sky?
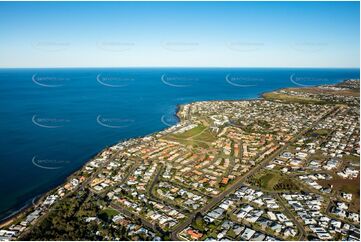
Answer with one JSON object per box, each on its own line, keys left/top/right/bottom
{"left": 0, "top": 1, "right": 359, "bottom": 68}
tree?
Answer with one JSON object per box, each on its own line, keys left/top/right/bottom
{"left": 192, "top": 212, "right": 206, "bottom": 232}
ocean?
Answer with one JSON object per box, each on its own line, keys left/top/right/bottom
{"left": 0, "top": 67, "right": 359, "bottom": 221}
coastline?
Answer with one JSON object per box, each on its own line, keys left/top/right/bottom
{"left": 0, "top": 86, "right": 311, "bottom": 228}
{"left": 0, "top": 144, "right": 113, "bottom": 227}
{"left": 0, "top": 79, "right": 356, "bottom": 230}
{"left": 1, "top": 96, "right": 258, "bottom": 228}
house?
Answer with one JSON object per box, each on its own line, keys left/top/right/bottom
{"left": 251, "top": 232, "right": 266, "bottom": 241}
{"left": 233, "top": 225, "right": 245, "bottom": 236}
{"left": 186, "top": 229, "right": 203, "bottom": 240}
{"left": 241, "top": 228, "right": 256, "bottom": 240}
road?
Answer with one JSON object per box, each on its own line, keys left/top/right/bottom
{"left": 274, "top": 193, "right": 306, "bottom": 240}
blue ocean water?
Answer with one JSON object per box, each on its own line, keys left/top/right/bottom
{"left": 0, "top": 68, "right": 359, "bottom": 220}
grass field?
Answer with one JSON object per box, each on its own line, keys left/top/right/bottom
{"left": 308, "top": 150, "right": 328, "bottom": 161}
{"left": 166, "top": 125, "right": 217, "bottom": 149}
{"left": 295, "top": 87, "right": 360, "bottom": 97}
{"left": 342, "top": 154, "right": 360, "bottom": 164}
{"left": 258, "top": 173, "right": 279, "bottom": 189}
{"left": 313, "top": 129, "right": 331, "bottom": 136}
{"left": 101, "top": 208, "right": 119, "bottom": 218}
{"left": 263, "top": 86, "right": 359, "bottom": 105}
{"left": 172, "top": 125, "right": 206, "bottom": 139}
{"left": 250, "top": 171, "right": 299, "bottom": 191}
{"left": 262, "top": 92, "right": 325, "bottom": 104}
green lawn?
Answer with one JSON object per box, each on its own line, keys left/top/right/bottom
{"left": 194, "top": 129, "right": 217, "bottom": 142}
{"left": 262, "top": 92, "right": 325, "bottom": 104}
{"left": 313, "top": 129, "right": 331, "bottom": 136}
{"left": 172, "top": 125, "right": 205, "bottom": 139}
{"left": 166, "top": 124, "right": 217, "bottom": 149}
{"left": 101, "top": 208, "right": 119, "bottom": 218}
{"left": 342, "top": 154, "right": 360, "bottom": 164}
{"left": 254, "top": 171, "right": 299, "bottom": 191}
{"left": 258, "top": 172, "right": 280, "bottom": 189}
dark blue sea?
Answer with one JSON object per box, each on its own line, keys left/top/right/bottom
{"left": 0, "top": 68, "right": 359, "bottom": 220}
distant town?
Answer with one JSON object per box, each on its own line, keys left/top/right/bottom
{"left": 1, "top": 79, "right": 359, "bottom": 241}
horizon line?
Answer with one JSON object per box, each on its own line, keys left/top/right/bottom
{"left": 0, "top": 66, "right": 360, "bottom": 70}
